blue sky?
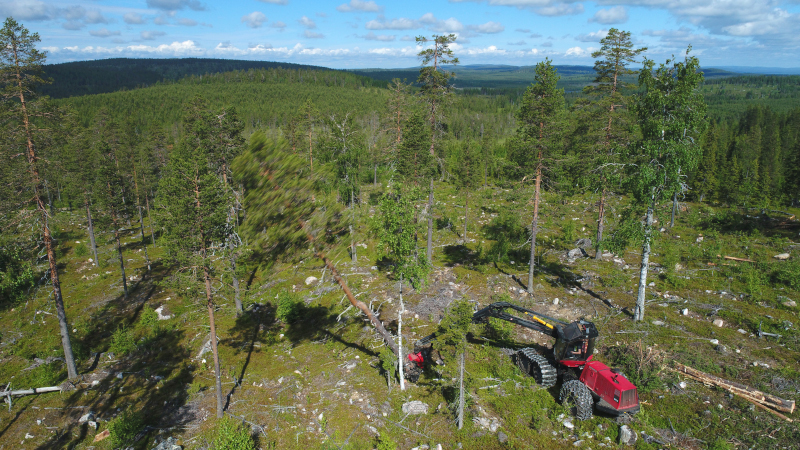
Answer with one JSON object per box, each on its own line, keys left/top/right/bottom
{"left": 3, "top": 0, "right": 800, "bottom": 68}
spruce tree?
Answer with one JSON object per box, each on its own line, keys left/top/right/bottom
{"left": 0, "top": 18, "right": 78, "bottom": 378}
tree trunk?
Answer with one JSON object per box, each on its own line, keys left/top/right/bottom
{"left": 46, "top": 180, "right": 54, "bottom": 216}
{"left": 231, "top": 253, "right": 242, "bottom": 315}
{"left": 111, "top": 209, "right": 128, "bottom": 298}
{"left": 137, "top": 206, "right": 150, "bottom": 271}
{"left": 132, "top": 165, "right": 150, "bottom": 271}
{"left": 374, "top": 164, "right": 377, "bottom": 186}
{"left": 595, "top": 190, "right": 606, "bottom": 260}
{"left": 146, "top": 191, "right": 155, "bottom": 246}
{"left": 204, "top": 263, "right": 224, "bottom": 419}
{"left": 527, "top": 157, "right": 542, "bottom": 294}
{"left": 634, "top": 203, "right": 654, "bottom": 321}
{"left": 14, "top": 42, "right": 77, "bottom": 379}
{"left": 427, "top": 178, "right": 434, "bottom": 263}
{"left": 398, "top": 277, "right": 405, "bottom": 391}
{"left": 316, "top": 249, "right": 399, "bottom": 355}
{"left": 350, "top": 190, "right": 357, "bottom": 263}
{"left": 457, "top": 350, "right": 465, "bottom": 430}
{"left": 670, "top": 191, "right": 677, "bottom": 228}
{"left": 85, "top": 198, "right": 99, "bottom": 266}
{"left": 463, "top": 192, "right": 468, "bottom": 241}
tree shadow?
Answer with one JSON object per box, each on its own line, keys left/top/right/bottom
{"left": 700, "top": 209, "right": 800, "bottom": 239}
{"left": 440, "top": 244, "right": 481, "bottom": 267}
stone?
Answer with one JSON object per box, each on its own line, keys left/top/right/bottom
{"left": 715, "top": 345, "right": 728, "bottom": 354}
{"left": 304, "top": 276, "right": 318, "bottom": 285}
{"left": 737, "top": 328, "right": 747, "bottom": 334}
{"left": 562, "top": 420, "right": 574, "bottom": 429}
{"left": 651, "top": 320, "right": 665, "bottom": 326}
{"left": 575, "top": 238, "right": 592, "bottom": 249}
{"left": 79, "top": 412, "right": 95, "bottom": 423}
{"left": 709, "top": 339, "right": 719, "bottom": 345}
{"left": 553, "top": 298, "right": 559, "bottom": 305}
{"left": 774, "top": 253, "right": 791, "bottom": 260}
{"left": 497, "top": 431, "right": 508, "bottom": 444}
{"left": 25, "top": 433, "right": 34, "bottom": 439}
{"left": 573, "top": 440, "right": 584, "bottom": 447}
{"left": 783, "top": 300, "right": 797, "bottom": 308}
{"left": 94, "top": 429, "right": 111, "bottom": 442}
{"left": 567, "top": 248, "right": 588, "bottom": 259}
{"left": 401, "top": 401, "right": 429, "bottom": 415}
{"left": 151, "top": 437, "right": 183, "bottom": 450}
{"left": 619, "top": 425, "right": 637, "bottom": 446}
{"left": 713, "top": 319, "right": 724, "bottom": 327}
{"left": 696, "top": 236, "right": 704, "bottom": 243}
{"left": 681, "top": 308, "right": 689, "bottom": 316}
{"left": 155, "top": 305, "right": 173, "bottom": 320}
{"left": 675, "top": 263, "right": 684, "bottom": 271}
{"left": 88, "top": 421, "right": 97, "bottom": 429}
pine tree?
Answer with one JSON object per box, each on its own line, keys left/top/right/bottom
{"left": 585, "top": 29, "right": 646, "bottom": 256}
{"left": 396, "top": 112, "right": 433, "bottom": 183}
{"left": 156, "top": 131, "right": 230, "bottom": 419}
{"left": 417, "top": 34, "right": 459, "bottom": 264}
{"left": 631, "top": 49, "right": 707, "bottom": 321}
{"left": 513, "top": 59, "right": 565, "bottom": 294}
{"left": 0, "top": 18, "right": 78, "bottom": 378}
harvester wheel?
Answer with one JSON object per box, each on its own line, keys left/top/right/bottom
{"left": 560, "top": 380, "right": 593, "bottom": 420}
{"left": 516, "top": 348, "right": 557, "bottom": 387}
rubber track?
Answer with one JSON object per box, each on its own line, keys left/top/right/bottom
{"left": 560, "top": 379, "right": 594, "bottom": 420}
{"left": 516, "top": 348, "right": 557, "bottom": 387}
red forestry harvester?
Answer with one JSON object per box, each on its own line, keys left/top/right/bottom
{"left": 407, "top": 302, "right": 640, "bottom": 420}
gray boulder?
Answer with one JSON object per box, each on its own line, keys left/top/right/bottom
{"left": 619, "top": 425, "right": 637, "bottom": 446}
{"left": 567, "top": 248, "right": 589, "bottom": 259}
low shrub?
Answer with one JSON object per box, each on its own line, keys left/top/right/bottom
{"left": 275, "top": 290, "right": 302, "bottom": 323}
{"left": 108, "top": 410, "right": 144, "bottom": 448}
{"left": 212, "top": 417, "right": 256, "bottom": 450}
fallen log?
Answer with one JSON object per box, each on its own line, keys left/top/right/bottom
{"left": 2, "top": 386, "right": 64, "bottom": 397}
{"left": 723, "top": 256, "right": 755, "bottom": 263}
{"left": 674, "top": 363, "right": 795, "bottom": 415}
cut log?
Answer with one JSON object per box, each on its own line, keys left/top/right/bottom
{"left": 674, "top": 363, "right": 795, "bottom": 414}
{"left": 723, "top": 256, "right": 755, "bottom": 263}
{"left": 2, "top": 386, "right": 64, "bottom": 397}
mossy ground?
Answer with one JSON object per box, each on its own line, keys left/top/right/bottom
{"left": 1, "top": 184, "right": 798, "bottom": 449}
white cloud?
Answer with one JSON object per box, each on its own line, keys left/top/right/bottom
{"left": 508, "top": 40, "right": 527, "bottom": 45}
{"left": 337, "top": 0, "right": 383, "bottom": 12}
{"left": 565, "top": 46, "right": 596, "bottom": 57}
{"left": 400, "top": 35, "right": 414, "bottom": 41}
{"left": 298, "top": 16, "right": 317, "bottom": 29}
{"left": 124, "top": 13, "right": 146, "bottom": 25}
{"left": 127, "top": 40, "right": 205, "bottom": 55}
{"left": 272, "top": 21, "right": 287, "bottom": 29}
{"left": 362, "top": 32, "right": 395, "bottom": 41}
{"left": 537, "top": 3, "right": 583, "bottom": 16}
{"left": 178, "top": 18, "right": 197, "bottom": 26}
{"left": 576, "top": 30, "right": 608, "bottom": 42}
{"left": 84, "top": 10, "right": 111, "bottom": 24}
{"left": 468, "top": 21, "right": 504, "bottom": 33}
{"left": 365, "top": 17, "right": 417, "bottom": 30}
{"left": 257, "top": 0, "right": 288, "bottom": 4}
{"left": 0, "top": 0, "right": 55, "bottom": 21}
{"left": 146, "top": 0, "right": 205, "bottom": 12}
{"left": 242, "top": 12, "right": 267, "bottom": 29}
{"left": 89, "top": 28, "right": 120, "bottom": 37}
{"left": 590, "top": 6, "right": 628, "bottom": 24}
{"left": 141, "top": 30, "right": 167, "bottom": 40}
{"left": 304, "top": 30, "right": 324, "bottom": 38}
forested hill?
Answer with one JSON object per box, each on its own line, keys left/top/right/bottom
{"left": 60, "top": 66, "right": 389, "bottom": 131}
{"left": 41, "top": 58, "right": 340, "bottom": 98}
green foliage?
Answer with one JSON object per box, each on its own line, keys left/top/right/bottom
{"left": 275, "top": 290, "right": 302, "bottom": 323}
{"left": 482, "top": 208, "right": 527, "bottom": 262}
{"left": 374, "top": 187, "right": 431, "bottom": 287}
{"left": 375, "top": 434, "right": 398, "bottom": 450}
{"left": 378, "top": 347, "right": 397, "bottom": 380}
{"left": 0, "top": 245, "right": 34, "bottom": 305}
{"left": 605, "top": 342, "right": 664, "bottom": 393}
{"left": 773, "top": 258, "right": 800, "bottom": 290}
{"left": 395, "top": 112, "right": 433, "bottom": 183}
{"left": 137, "top": 307, "right": 160, "bottom": 336}
{"left": 17, "top": 361, "right": 65, "bottom": 388}
{"left": 707, "top": 438, "right": 734, "bottom": 450}
{"left": 74, "top": 243, "right": 88, "bottom": 257}
{"left": 108, "top": 410, "right": 145, "bottom": 448}
{"left": 212, "top": 417, "right": 256, "bottom": 450}
{"left": 437, "top": 299, "right": 473, "bottom": 352}
{"left": 485, "top": 317, "right": 514, "bottom": 343}
{"left": 109, "top": 325, "right": 137, "bottom": 356}
{"left": 558, "top": 219, "right": 577, "bottom": 251}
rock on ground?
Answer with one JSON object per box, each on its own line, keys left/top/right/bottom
{"left": 401, "top": 401, "right": 429, "bottom": 415}
{"left": 774, "top": 253, "right": 791, "bottom": 260}
{"left": 619, "top": 425, "right": 637, "bottom": 446}
{"left": 305, "top": 276, "right": 318, "bottom": 285}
